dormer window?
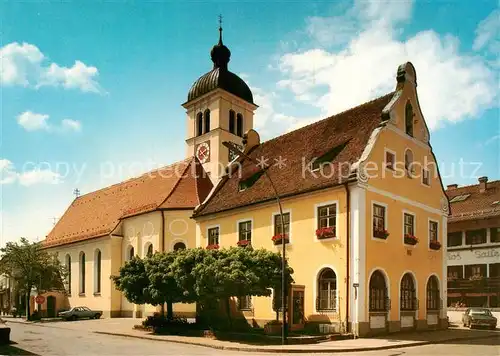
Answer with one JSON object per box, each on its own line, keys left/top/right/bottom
{"left": 204, "top": 109, "right": 211, "bottom": 133}
{"left": 239, "top": 168, "right": 266, "bottom": 191}
{"left": 196, "top": 112, "right": 203, "bottom": 136}
{"left": 405, "top": 102, "right": 414, "bottom": 137}
{"left": 311, "top": 141, "right": 349, "bottom": 171}
{"left": 236, "top": 113, "right": 243, "bottom": 137}
{"left": 229, "top": 110, "right": 236, "bottom": 134}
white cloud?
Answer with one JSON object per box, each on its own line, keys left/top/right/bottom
{"left": 274, "top": 1, "right": 498, "bottom": 132}
{"left": 0, "top": 158, "right": 62, "bottom": 186}
{"left": 16, "top": 111, "right": 49, "bottom": 131}
{"left": 16, "top": 111, "right": 82, "bottom": 133}
{"left": 61, "top": 119, "right": 82, "bottom": 132}
{"left": 0, "top": 42, "right": 103, "bottom": 93}
{"left": 484, "top": 134, "right": 500, "bottom": 146}
{"left": 473, "top": 9, "right": 500, "bottom": 53}
{"left": 0, "top": 159, "right": 17, "bottom": 185}
{"left": 18, "top": 169, "right": 62, "bottom": 186}
{"left": 38, "top": 61, "right": 102, "bottom": 93}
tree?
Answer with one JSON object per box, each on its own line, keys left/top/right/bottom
{"left": 111, "top": 256, "right": 149, "bottom": 305}
{"left": 0, "top": 238, "right": 66, "bottom": 320}
{"left": 177, "top": 247, "right": 293, "bottom": 327}
{"left": 112, "top": 246, "right": 294, "bottom": 327}
{"left": 145, "top": 252, "right": 195, "bottom": 320}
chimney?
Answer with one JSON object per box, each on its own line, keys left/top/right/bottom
{"left": 447, "top": 184, "right": 458, "bottom": 190}
{"left": 478, "top": 176, "right": 488, "bottom": 193}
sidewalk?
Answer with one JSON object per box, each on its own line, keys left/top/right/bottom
{"left": 4, "top": 317, "right": 499, "bottom": 353}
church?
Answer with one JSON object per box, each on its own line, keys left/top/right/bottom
{"left": 41, "top": 25, "right": 449, "bottom": 336}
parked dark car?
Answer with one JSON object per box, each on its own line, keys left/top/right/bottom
{"left": 462, "top": 308, "right": 497, "bottom": 329}
{"left": 58, "top": 307, "right": 102, "bottom": 321}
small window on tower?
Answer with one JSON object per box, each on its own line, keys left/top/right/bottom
{"left": 236, "top": 113, "right": 243, "bottom": 137}
{"left": 204, "top": 109, "right": 211, "bottom": 133}
{"left": 196, "top": 112, "right": 203, "bottom": 136}
{"left": 229, "top": 110, "right": 236, "bottom": 134}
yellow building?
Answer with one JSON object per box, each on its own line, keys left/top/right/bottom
{"left": 193, "top": 62, "right": 449, "bottom": 336}
{"left": 41, "top": 26, "right": 448, "bottom": 336}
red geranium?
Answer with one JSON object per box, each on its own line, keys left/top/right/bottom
{"left": 316, "top": 227, "right": 336, "bottom": 239}
{"left": 206, "top": 244, "right": 220, "bottom": 250}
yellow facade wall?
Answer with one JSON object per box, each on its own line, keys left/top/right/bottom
{"left": 47, "top": 236, "right": 114, "bottom": 317}
{"left": 198, "top": 187, "right": 349, "bottom": 325}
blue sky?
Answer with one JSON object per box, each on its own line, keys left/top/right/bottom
{"left": 1, "top": 0, "right": 499, "bottom": 244}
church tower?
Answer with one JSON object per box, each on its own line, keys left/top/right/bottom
{"left": 184, "top": 21, "right": 258, "bottom": 183}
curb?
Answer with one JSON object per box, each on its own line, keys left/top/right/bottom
{"left": 92, "top": 331, "right": 500, "bottom": 353}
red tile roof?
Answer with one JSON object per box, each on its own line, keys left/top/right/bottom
{"left": 194, "top": 93, "right": 394, "bottom": 217}
{"left": 44, "top": 158, "right": 212, "bottom": 248}
{"left": 446, "top": 179, "right": 500, "bottom": 222}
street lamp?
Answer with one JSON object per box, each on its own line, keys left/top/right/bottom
{"left": 222, "top": 141, "right": 288, "bottom": 345}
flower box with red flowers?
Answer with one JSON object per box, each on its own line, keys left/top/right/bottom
{"left": 206, "top": 244, "right": 220, "bottom": 250}
{"left": 237, "top": 239, "right": 251, "bottom": 247}
{"left": 429, "top": 240, "right": 441, "bottom": 250}
{"left": 316, "top": 227, "right": 336, "bottom": 240}
{"left": 404, "top": 234, "right": 419, "bottom": 245}
{"left": 373, "top": 229, "right": 390, "bottom": 239}
{"left": 272, "top": 234, "right": 289, "bottom": 245}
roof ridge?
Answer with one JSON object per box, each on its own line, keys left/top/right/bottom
{"left": 258, "top": 92, "right": 394, "bottom": 148}
{"left": 447, "top": 179, "right": 500, "bottom": 192}
{"left": 74, "top": 157, "right": 192, "bottom": 200}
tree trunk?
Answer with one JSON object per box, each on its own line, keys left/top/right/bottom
{"left": 225, "top": 297, "right": 232, "bottom": 328}
{"left": 160, "top": 303, "right": 165, "bottom": 317}
{"left": 25, "top": 288, "right": 31, "bottom": 321}
{"left": 166, "top": 301, "right": 173, "bottom": 320}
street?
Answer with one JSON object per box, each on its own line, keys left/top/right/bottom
{"left": 2, "top": 322, "right": 499, "bottom": 356}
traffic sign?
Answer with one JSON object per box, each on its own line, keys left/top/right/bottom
{"left": 35, "top": 295, "right": 45, "bottom": 304}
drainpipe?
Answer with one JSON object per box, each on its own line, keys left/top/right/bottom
{"left": 344, "top": 182, "right": 350, "bottom": 334}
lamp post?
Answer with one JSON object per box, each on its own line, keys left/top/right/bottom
{"left": 222, "top": 141, "right": 288, "bottom": 345}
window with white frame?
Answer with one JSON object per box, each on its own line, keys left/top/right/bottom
{"left": 373, "top": 204, "right": 386, "bottom": 238}
{"left": 274, "top": 213, "right": 290, "bottom": 236}
{"left": 404, "top": 149, "right": 414, "bottom": 177}
{"left": 429, "top": 221, "right": 438, "bottom": 242}
{"left": 317, "top": 204, "right": 336, "bottom": 229}
{"left": 422, "top": 168, "right": 430, "bottom": 186}
{"left": 238, "top": 220, "right": 252, "bottom": 242}
{"left": 385, "top": 150, "right": 395, "bottom": 170}
{"left": 317, "top": 268, "right": 337, "bottom": 311}
{"left": 404, "top": 213, "right": 415, "bottom": 236}
{"left": 208, "top": 227, "right": 220, "bottom": 245}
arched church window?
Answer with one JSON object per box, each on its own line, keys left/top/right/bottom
{"left": 204, "top": 109, "right": 211, "bottom": 133}
{"left": 229, "top": 110, "right": 236, "bottom": 134}
{"left": 196, "top": 112, "right": 203, "bottom": 136}
{"left": 173, "top": 242, "right": 186, "bottom": 251}
{"left": 79, "top": 252, "right": 85, "bottom": 295}
{"left": 236, "top": 113, "right": 243, "bottom": 137}
{"left": 65, "top": 254, "right": 71, "bottom": 294}
{"left": 405, "top": 102, "right": 414, "bottom": 137}
{"left": 94, "top": 249, "right": 101, "bottom": 294}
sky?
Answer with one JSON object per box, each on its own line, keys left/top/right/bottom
{"left": 1, "top": 0, "right": 499, "bottom": 245}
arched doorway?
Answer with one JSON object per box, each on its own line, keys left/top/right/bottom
{"left": 426, "top": 275, "right": 440, "bottom": 326}
{"left": 47, "top": 296, "right": 56, "bottom": 318}
{"left": 369, "top": 270, "right": 389, "bottom": 331}
{"left": 400, "top": 272, "right": 417, "bottom": 329}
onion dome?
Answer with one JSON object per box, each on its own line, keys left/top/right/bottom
{"left": 187, "top": 25, "right": 254, "bottom": 104}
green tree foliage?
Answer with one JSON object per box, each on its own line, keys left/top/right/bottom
{"left": 111, "top": 257, "right": 149, "bottom": 305}
{"left": 112, "top": 246, "right": 293, "bottom": 326}
{"left": 0, "top": 238, "right": 66, "bottom": 320}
